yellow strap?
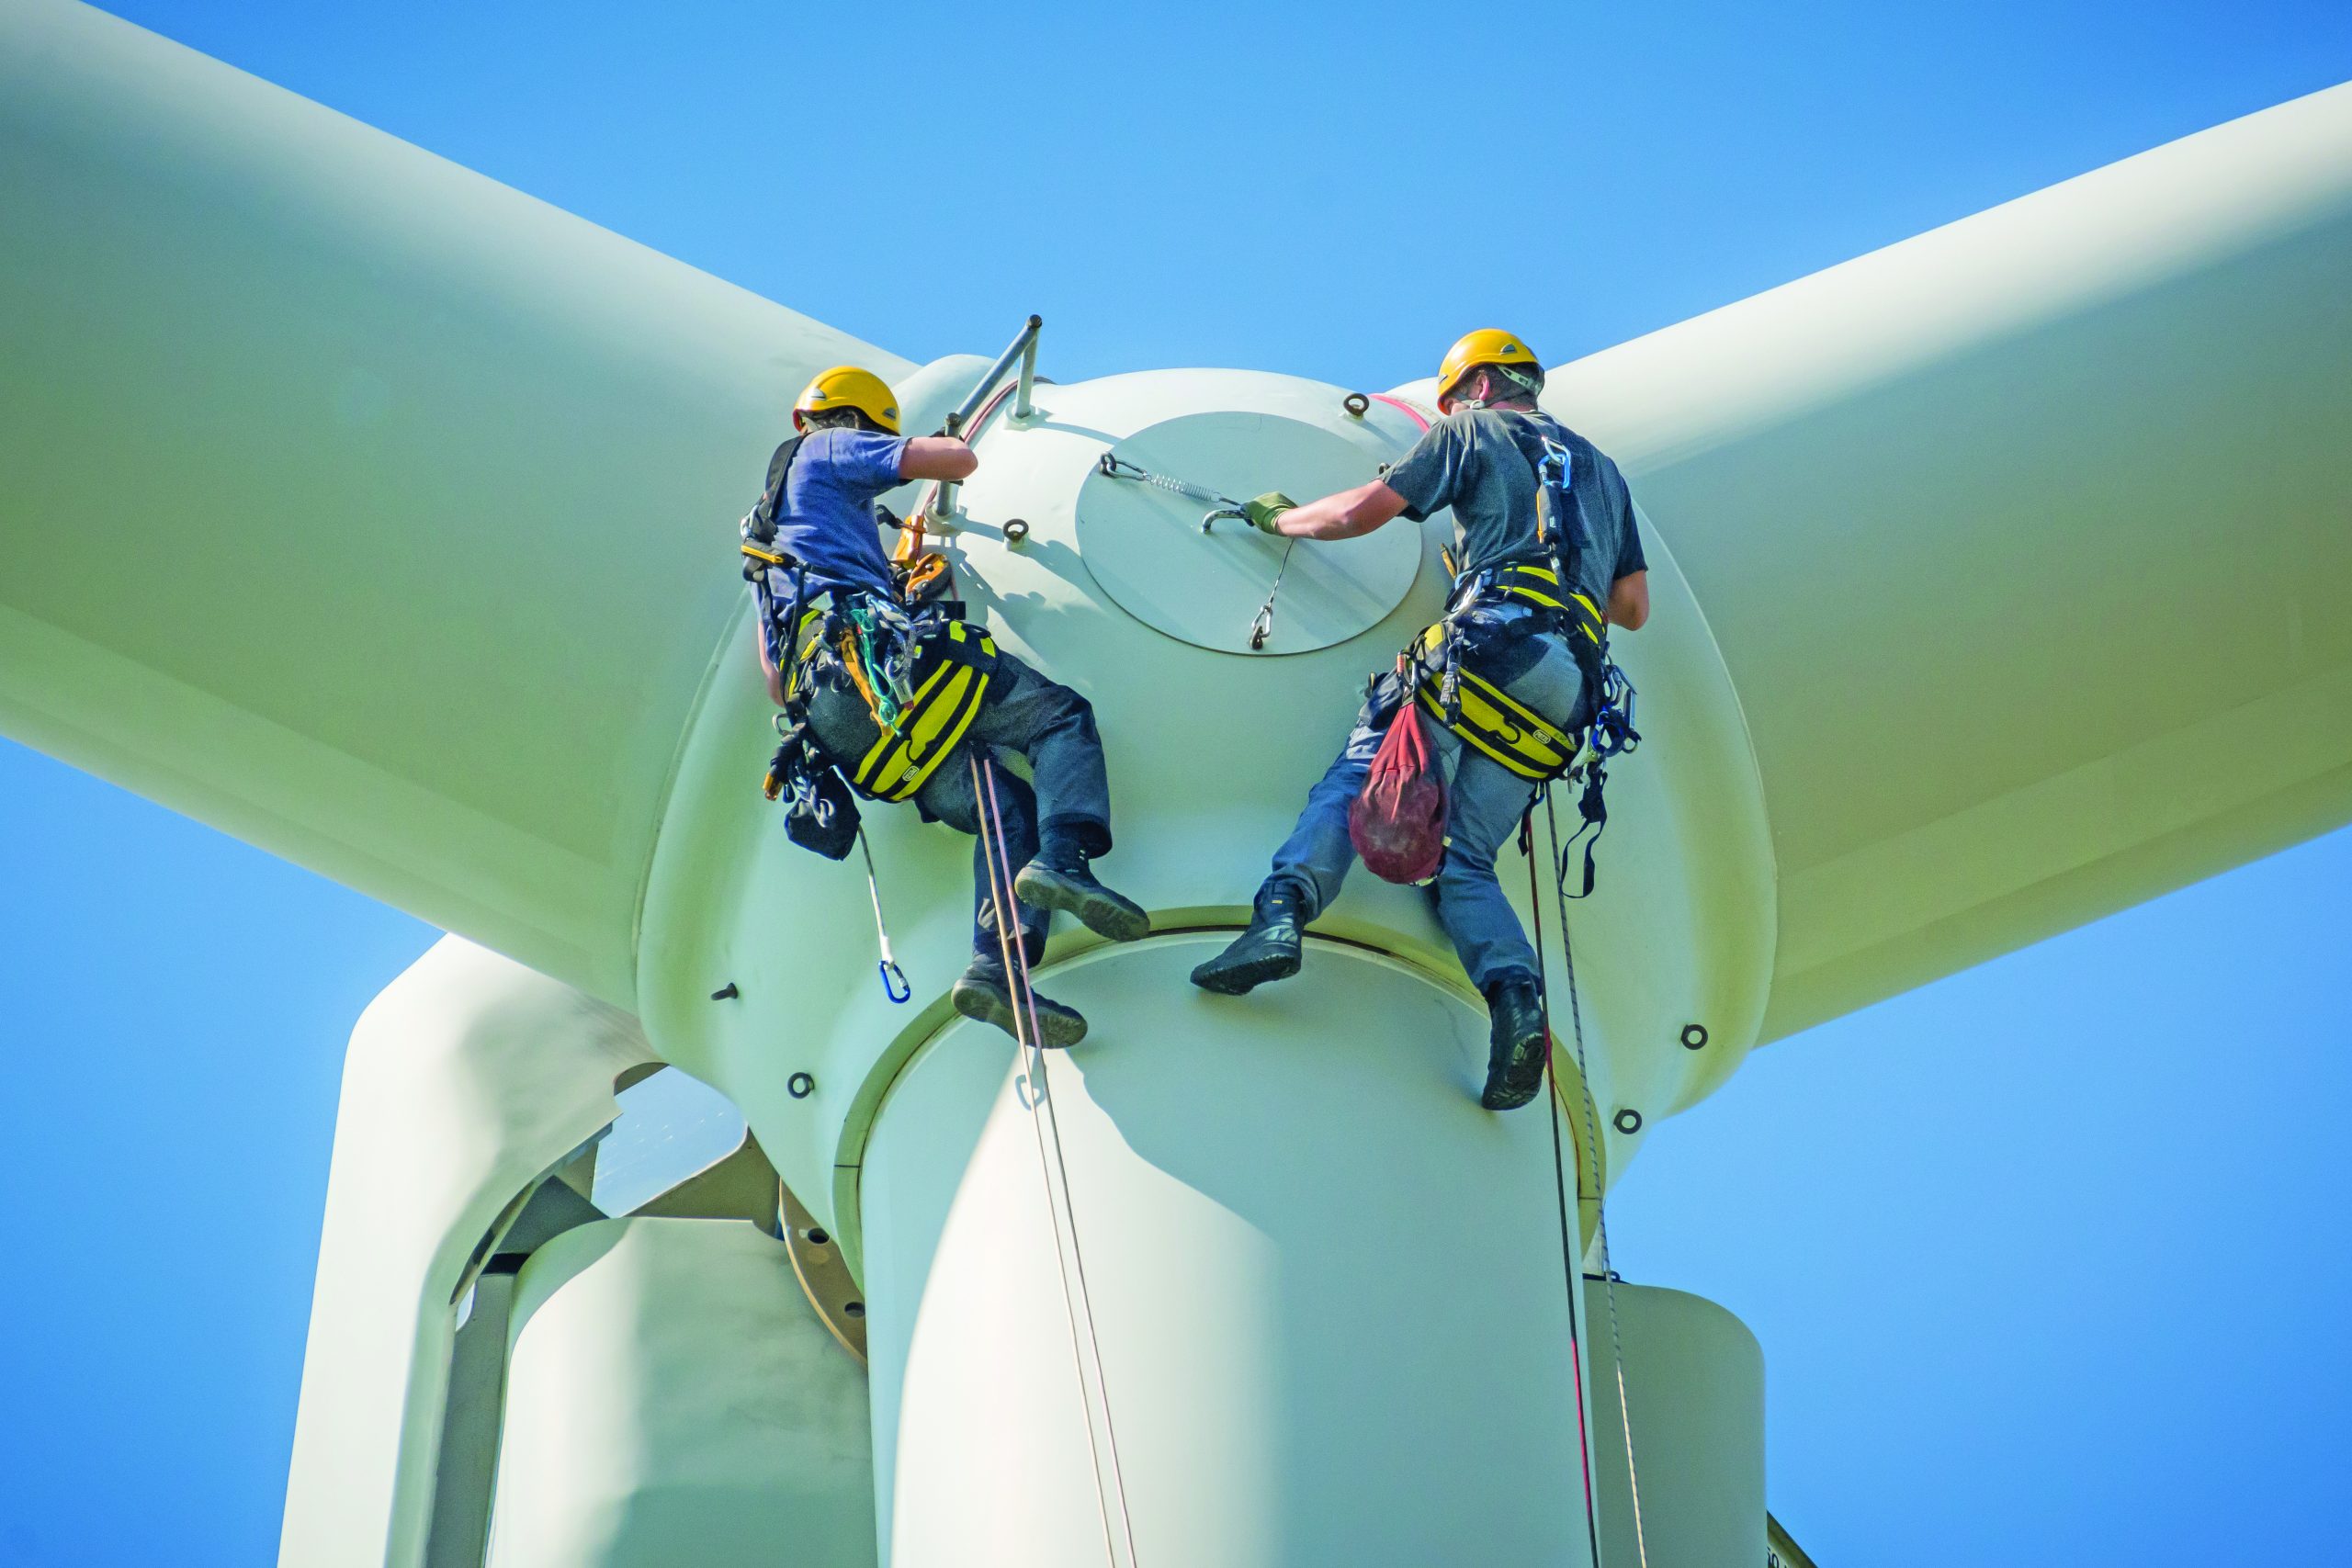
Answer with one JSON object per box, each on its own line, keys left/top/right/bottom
{"left": 1457, "top": 666, "right": 1576, "bottom": 755}
{"left": 1414, "top": 659, "right": 1579, "bottom": 783}
{"left": 894, "top": 668, "right": 990, "bottom": 797}
{"left": 1418, "top": 687, "right": 1577, "bottom": 781}
{"left": 850, "top": 659, "right": 995, "bottom": 802}
{"left": 854, "top": 658, "right": 958, "bottom": 784}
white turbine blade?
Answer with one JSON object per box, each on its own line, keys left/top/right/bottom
{"left": 1545, "top": 82, "right": 2352, "bottom": 1041}
{"left": 0, "top": 0, "right": 910, "bottom": 1003}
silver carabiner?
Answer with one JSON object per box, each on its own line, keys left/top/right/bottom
{"left": 857, "top": 828, "right": 910, "bottom": 1004}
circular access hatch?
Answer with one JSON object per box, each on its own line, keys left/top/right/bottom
{"left": 1074, "top": 411, "right": 1421, "bottom": 655}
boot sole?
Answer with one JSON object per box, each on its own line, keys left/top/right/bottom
{"left": 1187, "top": 946, "right": 1301, "bottom": 996}
{"left": 1014, "top": 864, "right": 1151, "bottom": 944}
{"left": 1480, "top": 1078, "right": 1544, "bottom": 1111}
{"left": 1481, "top": 1052, "right": 1548, "bottom": 1111}
{"left": 952, "top": 977, "right": 1087, "bottom": 1048}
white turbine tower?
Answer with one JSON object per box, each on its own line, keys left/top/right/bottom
{"left": 4, "top": 3, "right": 2348, "bottom": 1564}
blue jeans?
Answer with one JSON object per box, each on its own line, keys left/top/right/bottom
{"left": 806, "top": 641, "right": 1114, "bottom": 960}
{"left": 1268, "top": 627, "right": 1587, "bottom": 990}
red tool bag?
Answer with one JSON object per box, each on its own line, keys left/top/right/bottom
{"left": 1350, "top": 701, "right": 1449, "bottom": 885}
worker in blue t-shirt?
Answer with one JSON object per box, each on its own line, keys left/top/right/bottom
{"left": 748, "top": 366, "right": 1147, "bottom": 1045}
{"left": 1190, "top": 332, "right": 1652, "bottom": 1111}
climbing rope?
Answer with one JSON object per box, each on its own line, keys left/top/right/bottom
{"left": 1521, "top": 811, "right": 1605, "bottom": 1568}
{"left": 1541, "top": 785, "right": 1651, "bottom": 1568}
{"left": 972, "top": 756, "right": 1141, "bottom": 1568}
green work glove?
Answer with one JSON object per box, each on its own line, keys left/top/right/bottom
{"left": 1244, "top": 491, "right": 1296, "bottom": 535}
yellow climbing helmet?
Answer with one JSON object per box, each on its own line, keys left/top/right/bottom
{"left": 794, "top": 365, "right": 902, "bottom": 434}
{"left": 1436, "top": 329, "right": 1541, "bottom": 405}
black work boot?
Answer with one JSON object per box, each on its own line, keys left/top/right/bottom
{"left": 1480, "top": 971, "right": 1549, "bottom": 1111}
{"left": 951, "top": 953, "right": 1088, "bottom": 1048}
{"left": 1014, "top": 831, "right": 1150, "bottom": 944}
{"left": 1189, "top": 878, "right": 1310, "bottom": 995}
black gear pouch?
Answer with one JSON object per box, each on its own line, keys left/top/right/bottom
{"left": 768, "top": 728, "right": 861, "bottom": 861}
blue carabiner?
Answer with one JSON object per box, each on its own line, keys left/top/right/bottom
{"left": 878, "top": 960, "right": 911, "bottom": 1004}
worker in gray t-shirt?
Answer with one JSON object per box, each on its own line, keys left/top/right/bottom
{"left": 1189, "top": 331, "right": 1652, "bottom": 1111}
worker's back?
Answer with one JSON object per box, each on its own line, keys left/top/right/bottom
{"left": 764, "top": 426, "right": 906, "bottom": 600}
{"left": 1387, "top": 407, "right": 1645, "bottom": 613}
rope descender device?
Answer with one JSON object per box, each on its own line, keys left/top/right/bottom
{"left": 1097, "top": 451, "right": 1249, "bottom": 532}
{"left": 856, "top": 827, "right": 911, "bottom": 1004}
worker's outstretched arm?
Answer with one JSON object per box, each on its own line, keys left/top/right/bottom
{"left": 899, "top": 436, "right": 978, "bottom": 481}
{"left": 1608, "top": 570, "right": 1649, "bottom": 631}
{"left": 1266, "top": 479, "right": 1410, "bottom": 541}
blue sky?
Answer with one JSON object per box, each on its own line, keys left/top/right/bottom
{"left": 3, "top": 3, "right": 2347, "bottom": 1563}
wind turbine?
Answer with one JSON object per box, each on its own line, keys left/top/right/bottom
{"left": 4, "top": 3, "right": 2347, "bottom": 1564}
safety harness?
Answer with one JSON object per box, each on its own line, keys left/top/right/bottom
{"left": 1402, "top": 412, "right": 1641, "bottom": 893}
{"left": 1411, "top": 564, "right": 1602, "bottom": 782}
{"left": 739, "top": 434, "right": 1003, "bottom": 1006}
{"left": 741, "top": 436, "right": 1001, "bottom": 813}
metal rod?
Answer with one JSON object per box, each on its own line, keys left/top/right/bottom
{"left": 935, "top": 313, "right": 1042, "bottom": 521}
{"left": 1014, "top": 325, "right": 1040, "bottom": 421}
{"left": 946, "top": 313, "right": 1042, "bottom": 436}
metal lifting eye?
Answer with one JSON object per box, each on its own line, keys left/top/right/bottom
{"left": 787, "top": 1071, "right": 816, "bottom": 1100}
{"left": 1343, "top": 391, "right": 1370, "bottom": 418}
{"left": 1002, "top": 517, "right": 1030, "bottom": 546}
{"left": 1611, "top": 1108, "right": 1644, "bottom": 1134}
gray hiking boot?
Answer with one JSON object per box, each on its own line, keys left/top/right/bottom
{"left": 1014, "top": 854, "right": 1150, "bottom": 943}
{"left": 952, "top": 955, "right": 1088, "bottom": 1048}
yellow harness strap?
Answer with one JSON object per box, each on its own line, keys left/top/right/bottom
{"left": 847, "top": 620, "right": 997, "bottom": 803}
{"left": 1487, "top": 564, "right": 1604, "bottom": 645}
{"left": 1410, "top": 566, "right": 1603, "bottom": 783}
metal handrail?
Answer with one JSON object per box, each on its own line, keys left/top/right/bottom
{"left": 936, "top": 313, "right": 1041, "bottom": 519}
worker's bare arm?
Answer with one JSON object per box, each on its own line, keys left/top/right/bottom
{"left": 756, "top": 622, "right": 786, "bottom": 705}
{"left": 899, "top": 436, "right": 978, "bottom": 481}
{"left": 1608, "top": 570, "right": 1649, "bottom": 631}
{"left": 1277, "top": 479, "right": 1410, "bottom": 541}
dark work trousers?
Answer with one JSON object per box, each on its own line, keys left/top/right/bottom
{"left": 802, "top": 644, "right": 1114, "bottom": 962}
